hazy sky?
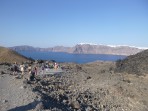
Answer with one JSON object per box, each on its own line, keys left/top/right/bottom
{"left": 0, "top": 0, "right": 148, "bottom": 48}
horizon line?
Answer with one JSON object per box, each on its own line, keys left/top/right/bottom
{"left": 6, "top": 43, "right": 148, "bottom": 49}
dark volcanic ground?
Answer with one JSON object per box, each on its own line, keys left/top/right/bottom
{"left": 0, "top": 62, "right": 148, "bottom": 111}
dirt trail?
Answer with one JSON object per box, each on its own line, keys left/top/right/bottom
{"left": 0, "top": 72, "right": 40, "bottom": 111}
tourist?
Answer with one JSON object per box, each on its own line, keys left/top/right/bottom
{"left": 54, "top": 62, "right": 58, "bottom": 69}
{"left": 12, "top": 62, "right": 18, "bottom": 75}
{"left": 34, "top": 66, "right": 38, "bottom": 75}
{"left": 41, "top": 64, "right": 44, "bottom": 74}
{"left": 29, "top": 67, "right": 36, "bottom": 81}
{"left": 28, "top": 64, "right": 32, "bottom": 73}
{"left": 20, "top": 63, "right": 25, "bottom": 78}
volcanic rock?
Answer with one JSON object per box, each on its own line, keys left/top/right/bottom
{"left": 115, "top": 49, "right": 148, "bottom": 75}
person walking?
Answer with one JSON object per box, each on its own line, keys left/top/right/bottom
{"left": 34, "top": 66, "right": 38, "bottom": 75}
{"left": 28, "top": 64, "right": 32, "bottom": 73}
{"left": 29, "top": 67, "right": 36, "bottom": 81}
{"left": 54, "top": 62, "right": 58, "bottom": 70}
{"left": 12, "top": 62, "right": 18, "bottom": 76}
{"left": 41, "top": 64, "right": 44, "bottom": 74}
{"left": 20, "top": 63, "right": 25, "bottom": 78}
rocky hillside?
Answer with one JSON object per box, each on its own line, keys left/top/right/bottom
{"left": 0, "top": 60, "right": 148, "bottom": 110}
{"left": 73, "top": 44, "right": 143, "bottom": 55}
{"left": 0, "top": 46, "right": 31, "bottom": 63}
{"left": 10, "top": 44, "right": 145, "bottom": 55}
{"left": 10, "top": 45, "right": 74, "bottom": 53}
{"left": 115, "top": 49, "right": 148, "bottom": 75}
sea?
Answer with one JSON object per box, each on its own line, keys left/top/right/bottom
{"left": 18, "top": 51, "right": 126, "bottom": 64}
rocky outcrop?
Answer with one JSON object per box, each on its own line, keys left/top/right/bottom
{"left": 27, "top": 62, "right": 148, "bottom": 111}
{"left": 115, "top": 49, "right": 148, "bottom": 75}
{"left": 1, "top": 61, "right": 148, "bottom": 110}
{"left": 73, "top": 44, "right": 143, "bottom": 55}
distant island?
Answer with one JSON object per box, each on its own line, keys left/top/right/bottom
{"left": 10, "top": 43, "right": 146, "bottom": 56}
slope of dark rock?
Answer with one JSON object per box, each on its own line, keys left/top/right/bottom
{"left": 29, "top": 62, "right": 148, "bottom": 111}
{"left": 115, "top": 49, "right": 148, "bottom": 75}
{"left": 1, "top": 61, "right": 148, "bottom": 111}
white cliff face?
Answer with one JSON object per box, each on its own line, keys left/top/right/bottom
{"left": 78, "top": 43, "right": 148, "bottom": 49}
{"left": 107, "top": 45, "right": 148, "bottom": 49}
{"left": 74, "top": 44, "right": 145, "bottom": 55}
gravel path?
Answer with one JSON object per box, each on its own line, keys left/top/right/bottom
{"left": 0, "top": 73, "right": 40, "bottom": 111}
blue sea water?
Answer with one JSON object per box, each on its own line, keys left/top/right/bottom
{"left": 18, "top": 51, "right": 126, "bottom": 64}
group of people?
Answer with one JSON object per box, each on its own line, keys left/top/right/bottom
{"left": 41, "top": 62, "right": 59, "bottom": 74}
{"left": 12, "top": 62, "right": 59, "bottom": 81}
{"left": 12, "top": 62, "right": 37, "bottom": 81}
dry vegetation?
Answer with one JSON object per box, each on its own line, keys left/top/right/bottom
{"left": 0, "top": 46, "right": 30, "bottom": 63}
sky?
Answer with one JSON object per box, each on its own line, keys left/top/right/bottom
{"left": 0, "top": 0, "right": 148, "bottom": 48}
